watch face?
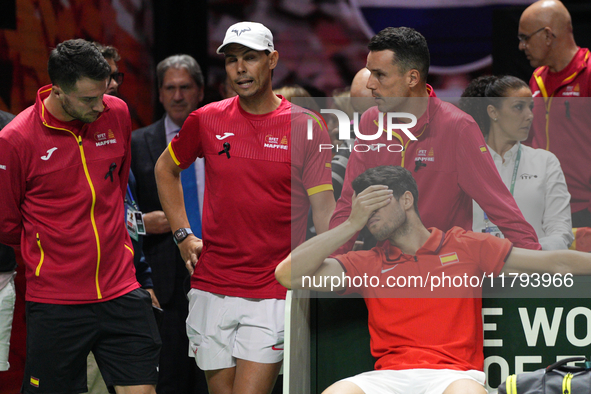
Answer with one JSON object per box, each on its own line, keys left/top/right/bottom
{"left": 175, "top": 228, "right": 187, "bottom": 241}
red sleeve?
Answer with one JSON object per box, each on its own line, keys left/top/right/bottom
{"left": 169, "top": 110, "right": 203, "bottom": 169}
{"left": 0, "top": 137, "right": 25, "bottom": 248}
{"left": 333, "top": 249, "right": 380, "bottom": 296}
{"left": 480, "top": 236, "right": 513, "bottom": 276}
{"left": 462, "top": 230, "right": 513, "bottom": 276}
{"left": 302, "top": 114, "right": 333, "bottom": 194}
{"left": 456, "top": 122, "right": 541, "bottom": 250}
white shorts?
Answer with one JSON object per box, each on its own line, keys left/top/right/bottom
{"left": 341, "top": 369, "right": 485, "bottom": 394}
{"left": 186, "top": 288, "right": 285, "bottom": 370}
{"left": 0, "top": 272, "right": 16, "bottom": 371}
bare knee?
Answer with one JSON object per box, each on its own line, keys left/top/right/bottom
{"left": 442, "top": 379, "right": 487, "bottom": 394}
{"left": 114, "top": 384, "right": 156, "bottom": 394}
{"left": 205, "top": 367, "right": 235, "bottom": 394}
{"left": 233, "top": 360, "right": 282, "bottom": 394}
{"left": 323, "top": 380, "right": 366, "bottom": 394}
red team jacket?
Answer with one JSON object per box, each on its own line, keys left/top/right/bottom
{"left": 0, "top": 86, "right": 139, "bottom": 304}
{"left": 528, "top": 47, "right": 591, "bottom": 214}
{"left": 330, "top": 87, "right": 541, "bottom": 253}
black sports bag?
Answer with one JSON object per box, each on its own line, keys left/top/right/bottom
{"left": 498, "top": 357, "right": 591, "bottom": 394}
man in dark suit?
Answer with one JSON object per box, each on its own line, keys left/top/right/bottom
{"left": 0, "top": 110, "right": 14, "bottom": 129}
{"left": 131, "top": 54, "right": 206, "bottom": 394}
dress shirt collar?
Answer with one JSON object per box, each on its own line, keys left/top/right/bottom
{"left": 164, "top": 114, "right": 183, "bottom": 144}
{"left": 487, "top": 142, "right": 520, "bottom": 165}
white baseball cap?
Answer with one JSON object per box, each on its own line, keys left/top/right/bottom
{"left": 216, "top": 22, "right": 275, "bottom": 54}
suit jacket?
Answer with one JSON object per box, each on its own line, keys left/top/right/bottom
{"left": 0, "top": 110, "right": 15, "bottom": 129}
{"left": 131, "top": 117, "right": 185, "bottom": 305}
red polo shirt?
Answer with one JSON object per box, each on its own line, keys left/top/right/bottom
{"left": 335, "top": 227, "right": 512, "bottom": 372}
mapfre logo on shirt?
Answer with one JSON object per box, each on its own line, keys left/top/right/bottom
{"left": 562, "top": 84, "right": 580, "bottom": 97}
{"left": 95, "top": 130, "right": 117, "bottom": 146}
{"left": 415, "top": 147, "right": 434, "bottom": 162}
{"left": 264, "top": 134, "right": 288, "bottom": 150}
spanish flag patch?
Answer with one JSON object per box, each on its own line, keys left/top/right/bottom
{"left": 30, "top": 376, "right": 40, "bottom": 387}
{"left": 479, "top": 146, "right": 487, "bottom": 153}
{"left": 439, "top": 252, "right": 459, "bottom": 266}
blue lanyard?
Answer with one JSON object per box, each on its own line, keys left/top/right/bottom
{"left": 125, "top": 184, "right": 138, "bottom": 210}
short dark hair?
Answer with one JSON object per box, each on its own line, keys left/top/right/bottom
{"left": 92, "top": 42, "right": 121, "bottom": 62}
{"left": 156, "top": 54, "right": 204, "bottom": 89}
{"left": 47, "top": 39, "right": 111, "bottom": 92}
{"left": 368, "top": 27, "right": 430, "bottom": 81}
{"left": 352, "top": 165, "right": 419, "bottom": 214}
{"left": 459, "top": 75, "right": 529, "bottom": 137}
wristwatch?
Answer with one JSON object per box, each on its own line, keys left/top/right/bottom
{"left": 173, "top": 228, "right": 193, "bottom": 245}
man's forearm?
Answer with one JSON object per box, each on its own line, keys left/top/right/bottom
{"left": 311, "top": 191, "right": 336, "bottom": 234}
{"left": 143, "top": 210, "right": 171, "bottom": 234}
{"left": 291, "top": 219, "right": 358, "bottom": 281}
{"left": 504, "top": 247, "right": 591, "bottom": 275}
{"left": 154, "top": 152, "right": 189, "bottom": 234}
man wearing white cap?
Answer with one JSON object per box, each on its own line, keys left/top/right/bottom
{"left": 155, "top": 21, "right": 335, "bottom": 394}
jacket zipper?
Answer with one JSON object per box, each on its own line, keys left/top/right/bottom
{"left": 69, "top": 131, "right": 103, "bottom": 299}
{"left": 41, "top": 108, "right": 103, "bottom": 299}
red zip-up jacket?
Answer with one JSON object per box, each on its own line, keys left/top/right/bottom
{"left": 0, "top": 85, "right": 139, "bottom": 304}
{"left": 527, "top": 47, "right": 591, "bottom": 214}
{"left": 330, "top": 86, "right": 541, "bottom": 254}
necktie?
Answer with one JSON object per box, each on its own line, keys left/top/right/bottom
{"left": 180, "top": 162, "right": 202, "bottom": 238}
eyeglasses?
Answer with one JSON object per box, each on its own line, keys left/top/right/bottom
{"left": 110, "top": 72, "right": 124, "bottom": 85}
{"left": 517, "top": 27, "right": 550, "bottom": 44}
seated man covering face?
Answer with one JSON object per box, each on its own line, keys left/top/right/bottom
{"left": 276, "top": 165, "right": 591, "bottom": 394}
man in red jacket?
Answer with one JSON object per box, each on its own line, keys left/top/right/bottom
{"left": 0, "top": 39, "right": 160, "bottom": 394}
{"left": 330, "top": 27, "right": 541, "bottom": 254}
{"left": 519, "top": 0, "right": 591, "bottom": 227}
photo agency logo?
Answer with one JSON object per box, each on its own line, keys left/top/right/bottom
{"left": 306, "top": 109, "right": 417, "bottom": 152}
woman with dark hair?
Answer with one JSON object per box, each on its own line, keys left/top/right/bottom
{"left": 459, "top": 75, "right": 573, "bottom": 250}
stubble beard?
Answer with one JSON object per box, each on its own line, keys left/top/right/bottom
{"left": 373, "top": 214, "right": 408, "bottom": 242}
{"left": 62, "top": 97, "right": 96, "bottom": 123}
